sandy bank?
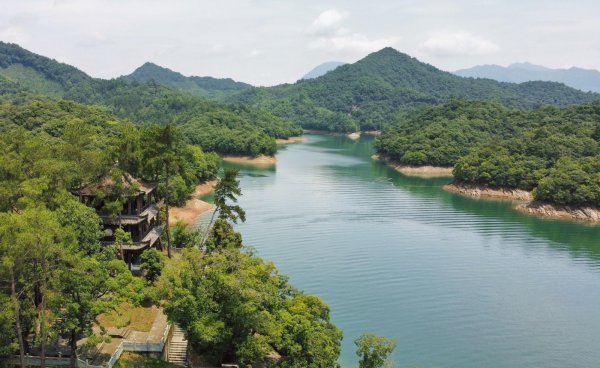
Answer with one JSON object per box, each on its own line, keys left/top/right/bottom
{"left": 372, "top": 154, "right": 454, "bottom": 177}
{"left": 515, "top": 202, "right": 600, "bottom": 223}
{"left": 276, "top": 136, "right": 305, "bottom": 144}
{"left": 302, "top": 129, "right": 368, "bottom": 140}
{"left": 362, "top": 130, "right": 382, "bottom": 136}
{"left": 443, "top": 182, "right": 533, "bottom": 201}
{"left": 169, "top": 179, "right": 217, "bottom": 225}
{"left": 222, "top": 155, "right": 277, "bottom": 166}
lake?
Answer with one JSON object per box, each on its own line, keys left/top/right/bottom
{"left": 202, "top": 134, "right": 600, "bottom": 368}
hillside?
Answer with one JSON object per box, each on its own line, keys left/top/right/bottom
{"left": 228, "top": 47, "right": 600, "bottom": 132}
{"left": 455, "top": 63, "right": 600, "bottom": 93}
{"left": 123, "top": 62, "right": 252, "bottom": 98}
{"left": 0, "top": 42, "right": 301, "bottom": 156}
{"left": 375, "top": 99, "right": 600, "bottom": 206}
{"left": 301, "top": 61, "right": 346, "bottom": 80}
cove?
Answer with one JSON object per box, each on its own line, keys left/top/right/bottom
{"left": 200, "top": 134, "right": 600, "bottom": 368}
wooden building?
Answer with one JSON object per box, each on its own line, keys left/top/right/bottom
{"left": 73, "top": 173, "right": 163, "bottom": 269}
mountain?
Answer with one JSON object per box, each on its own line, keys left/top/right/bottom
{"left": 454, "top": 63, "right": 600, "bottom": 93}
{"left": 301, "top": 61, "right": 346, "bottom": 80}
{"left": 0, "top": 41, "right": 97, "bottom": 98}
{"left": 0, "top": 41, "right": 302, "bottom": 156}
{"left": 228, "top": 47, "right": 600, "bottom": 132}
{"left": 123, "top": 62, "right": 252, "bottom": 98}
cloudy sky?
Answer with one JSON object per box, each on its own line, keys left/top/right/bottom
{"left": 2, "top": 0, "right": 600, "bottom": 86}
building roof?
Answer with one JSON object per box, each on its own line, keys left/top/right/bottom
{"left": 75, "top": 173, "right": 157, "bottom": 196}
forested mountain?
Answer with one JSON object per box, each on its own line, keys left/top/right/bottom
{"left": 375, "top": 99, "right": 600, "bottom": 206}
{"left": 228, "top": 47, "right": 599, "bottom": 132}
{"left": 0, "top": 42, "right": 301, "bottom": 156}
{"left": 123, "top": 62, "right": 252, "bottom": 98}
{"left": 301, "top": 61, "right": 346, "bottom": 80}
{"left": 455, "top": 63, "right": 600, "bottom": 93}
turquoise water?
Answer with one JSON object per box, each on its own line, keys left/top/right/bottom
{"left": 203, "top": 134, "right": 600, "bottom": 368}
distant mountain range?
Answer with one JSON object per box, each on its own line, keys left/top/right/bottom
{"left": 228, "top": 47, "right": 600, "bottom": 131}
{"left": 1, "top": 41, "right": 599, "bottom": 134}
{"left": 301, "top": 61, "right": 346, "bottom": 80}
{"left": 123, "top": 62, "right": 252, "bottom": 98}
{"left": 454, "top": 63, "right": 600, "bottom": 93}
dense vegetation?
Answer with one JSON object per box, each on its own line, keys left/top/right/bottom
{"left": 228, "top": 48, "right": 599, "bottom": 132}
{"left": 376, "top": 99, "right": 600, "bottom": 206}
{"left": 124, "top": 62, "right": 252, "bottom": 99}
{"left": 0, "top": 99, "right": 343, "bottom": 367}
{"left": 0, "top": 42, "right": 302, "bottom": 156}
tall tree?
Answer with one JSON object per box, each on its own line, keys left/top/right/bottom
{"left": 201, "top": 168, "right": 245, "bottom": 250}
{"left": 355, "top": 333, "right": 397, "bottom": 368}
{"left": 144, "top": 124, "right": 186, "bottom": 258}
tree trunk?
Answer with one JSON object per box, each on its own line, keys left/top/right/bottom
{"left": 70, "top": 328, "right": 77, "bottom": 368}
{"left": 40, "top": 256, "right": 48, "bottom": 368}
{"left": 11, "top": 271, "right": 25, "bottom": 368}
{"left": 165, "top": 166, "right": 172, "bottom": 258}
{"left": 40, "top": 288, "right": 46, "bottom": 368}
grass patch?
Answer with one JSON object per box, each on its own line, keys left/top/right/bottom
{"left": 97, "top": 302, "right": 159, "bottom": 332}
{"left": 115, "top": 352, "right": 181, "bottom": 368}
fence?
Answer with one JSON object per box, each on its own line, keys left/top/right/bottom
{"left": 9, "top": 356, "right": 104, "bottom": 368}
{"left": 12, "top": 323, "right": 171, "bottom": 368}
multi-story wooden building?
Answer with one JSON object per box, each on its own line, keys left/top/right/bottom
{"left": 74, "top": 173, "right": 163, "bottom": 269}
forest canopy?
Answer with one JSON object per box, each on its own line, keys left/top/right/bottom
{"left": 375, "top": 99, "right": 600, "bottom": 206}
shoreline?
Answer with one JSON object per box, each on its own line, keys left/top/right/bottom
{"left": 303, "top": 129, "right": 373, "bottom": 140}
{"left": 222, "top": 155, "right": 277, "bottom": 166}
{"left": 372, "top": 154, "right": 454, "bottom": 177}
{"left": 169, "top": 179, "right": 217, "bottom": 225}
{"left": 515, "top": 202, "right": 600, "bottom": 223}
{"left": 442, "top": 182, "right": 533, "bottom": 201}
{"left": 443, "top": 182, "right": 600, "bottom": 223}
{"left": 276, "top": 136, "right": 305, "bottom": 144}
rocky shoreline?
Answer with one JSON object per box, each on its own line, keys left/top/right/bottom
{"left": 515, "top": 202, "right": 600, "bottom": 223}
{"left": 442, "top": 182, "right": 532, "bottom": 201}
{"left": 443, "top": 182, "right": 600, "bottom": 223}
{"left": 372, "top": 154, "right": 454, "bottom": 177}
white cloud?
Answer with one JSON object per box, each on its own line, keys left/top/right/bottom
{"left": 309, "top": 9, "right": 348, "bottom": 36}
{"left": 418, "top": 31, "right": 500, "bottom": 56}
{"left": 308, "top": 9, "right": 396, "bottom": 53}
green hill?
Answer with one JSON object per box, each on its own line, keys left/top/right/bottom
{"left": 228, "top": 47, "right": 599, "bottom": 132}
{"left": 375, "top": 99, "right": 600, "bottom": 206}
{"left": 0, "top": 42, "right": 301, "bottom": 156}
{"left": 123, "top": 62, "right": 252, "bottom": 99}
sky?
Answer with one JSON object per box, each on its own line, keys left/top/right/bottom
{"left": 1, "top": 0, "right": 600, "bottom": 86}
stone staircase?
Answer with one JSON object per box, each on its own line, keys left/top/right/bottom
{"left": 167, "top": 324, "right": 188, "bottom": 367}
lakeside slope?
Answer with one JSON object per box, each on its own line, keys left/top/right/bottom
{"left": 169, "top": 179, "right": 217, "bottom": 225}
{"left": 444, "top": 182, "right": 600, "bottom": 223}
{"left": 372, "top": 154, "right": 454, "bottom": 178}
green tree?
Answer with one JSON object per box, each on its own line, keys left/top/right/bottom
{"left": 114, "top": 228, "right": 133, "bottom": 262}
{"left": 162, "top": 248, "right": 342, "bottom": 367}
{"left": 202, "top": 168, "right": 246, "bottom": 250}
{"left": 171, "top": 221, "right": 201, "bottom": 249}
{"left": 144, "top": 124, "right": 186, "bottom": 258}
{"left": 140, "top": 248, "right": 165, "bottom": 284}
{"left": 53, "top": 255, "right": 136, "bottom": 368}
{"left": 355, "top": 333, "right": 397, "bottom": 368}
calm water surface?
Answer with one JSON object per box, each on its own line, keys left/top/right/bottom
{"left": 201, "top": 134, "right": 600, "bottom": 368}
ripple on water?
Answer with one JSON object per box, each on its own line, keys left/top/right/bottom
{"left": 211, "top": 135, "right": 600, "bottom": 368}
